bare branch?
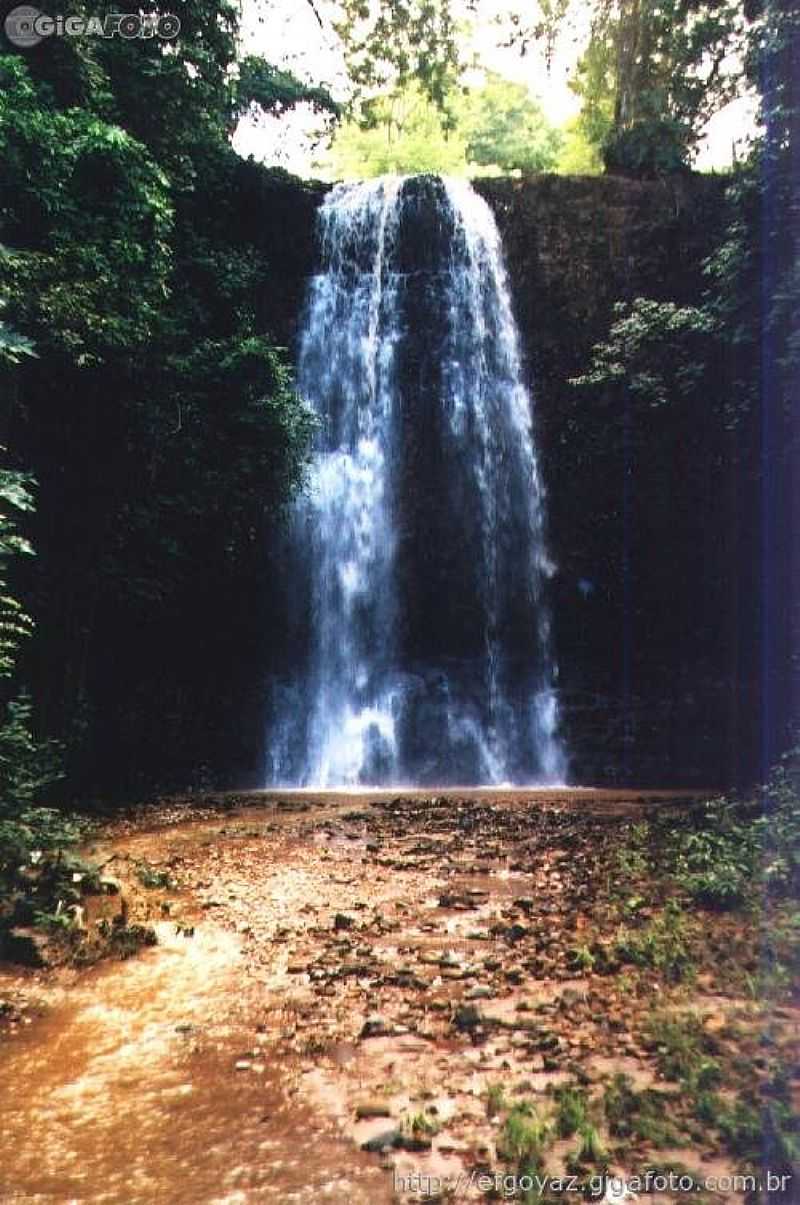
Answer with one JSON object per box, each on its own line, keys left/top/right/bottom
{"left": 304, "top": 0, "right": 325, "bottom": 28}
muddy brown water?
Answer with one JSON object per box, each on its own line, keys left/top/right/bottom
{"left": 0, "top": 919, "right": 390, "bottom": 1204}
{"left": 0, "top": 789, "right": 706, "bottom": 1204}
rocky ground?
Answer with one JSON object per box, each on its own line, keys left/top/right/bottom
{"left": 1, "top": 790, "right": 798, "bottom": 1203}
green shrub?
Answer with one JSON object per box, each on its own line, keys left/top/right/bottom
{"left": 667, "top": 758, "right": 800, "bottom": 909}
{"left": 499, "top": 1103, "right": 550, "bottom": 1168}
{"left": 645, "top": 1012, "right": 721, "bottom": 1090}
{"left": 577, "top": 1122, "right": 607, "bottom": 1165}
{"left": 554, "top": 1085, "right": 589, "bottom": 1137}
{"left": 603, "top": 1074, "right": 680, "bottom": 1146}
{"left": 135, "top": 862, "right": 175, "bottom": 890}
{"left": 614, "top": 899, "right": 694, "bottom": 982}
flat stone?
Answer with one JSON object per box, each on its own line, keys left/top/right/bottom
{"left": 361, "top": 1129, "right": 400, "bottom": 1153}
{"left": 355, "top": 1100, "right": 393, "bottom": 1119}
{"left": 465, "top": 985, "right": 494, "bottom": 1000}
{"left": 360, "top": 1015, "right": 392, "bottom": 1039}
{"left": 453, "top": 1004, "right": 483, "bottom": 1032}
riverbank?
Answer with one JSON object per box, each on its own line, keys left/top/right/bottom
{"left": 0, "top": 789, "right": 797, "bottom": 1202}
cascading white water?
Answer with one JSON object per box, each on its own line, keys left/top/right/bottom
{"left": 268, "top": 175, "right": 566, "bottom": 787}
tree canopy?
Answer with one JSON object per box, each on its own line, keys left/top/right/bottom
{"left": 333, "top": 0, "right": 465, "bottom": 125}
{"left": 571, "top": 0, "right": 750, "bottom": 173}
{"left": 322, "top": 73, "right": 565, "bottom": 178}
{"left": 0, "top": 0, "right": 322, "bottom": 794}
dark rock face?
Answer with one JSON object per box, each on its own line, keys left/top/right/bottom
{"left": 3, "top": 926, "right": 59, "bottom": 967}
{"left": 270, "top": 172, "right": 747, "bottom": 788}
{"left": 473, "top": 175, "right": 739, "bottom": 786}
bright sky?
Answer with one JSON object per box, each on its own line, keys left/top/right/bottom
{"left": 233, "top": 0, "right": 758, "bottom": 177}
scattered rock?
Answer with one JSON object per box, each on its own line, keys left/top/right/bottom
{"left": 395, "top": 1132, "right": 433, "bottom": 1152}
{"left": 355, "top": 1100, "right": 393, "bottom": 1119}
{"left": 453, "top": 1004, "right": 483, "bottom": 1033}
{"left": 361, "top": 1129, "right": 400, "bottom": 1153}
{"left": 360, "top": 1015, "right": 392, "bottom": 1039}
{"left": 465, "top": 985, "right": 494, "bottom": 1001}
{"left": 561, "top": 987, "right": 585, "bottom": 1008}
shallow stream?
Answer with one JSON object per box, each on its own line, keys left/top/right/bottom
{"left": 0, "top": 824, "right": 390, "bottom": 1204}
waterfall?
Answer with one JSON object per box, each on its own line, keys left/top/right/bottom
{"left": 268, "top": 175, "right": 566, "bottom": 787}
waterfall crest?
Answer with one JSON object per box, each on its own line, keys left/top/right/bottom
{"left": 269, "top": 175, "right": 566, "bottom": 787}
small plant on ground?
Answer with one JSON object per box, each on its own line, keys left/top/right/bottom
{"left": 693, "top": 1064, "right": 800, "bottom": 1174}
{"left": 614, "top": 899, "right": 694, "bottom": 982}
{"left": 486, "top": 1081, "right": 507, "bottom": 1117}
{"left": 615, "top": 821, "right": 650, "bottom": 882}
{"left": 578, "top": 1122, "right": 607, "bottom": 1166}
{"left": 645, "top": 1011, "right": 722, "bottom": 1091}
{"left": 603, "top": 1074, "right": 682, "bottom": 1147}
{"left": 400, "top": 1110, "right": 440, "bottom": 1142}
{"left": 553, "top": 1084, "right": 589, "bottom": 1137}
{"left": 672, "top": 798, "right": 761, "bottom": 909}
{"left": 135, "top": 862, "right": 175, "bottom": 890}
{"left": 94, "top": 917, "right": 158, "bottom": 960}
{"left": 498, "top": 1102, "right": 550, "bottom": 1169}
{"left": 567, "top": 943, "right": 595, "bottom": 972}
{"left": 654, "top": 754, "right": 800, "bottom": 910}
{"left": 411, "top": 1111, "right": 440, "bottom": 1135}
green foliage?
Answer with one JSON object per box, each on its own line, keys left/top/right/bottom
{"left": 404, "top": 1110, "right": 440, "bottom": 1137}
{"left": 569, "top": 28, "right": 615, "bottom": 158}
{"left": 322, "top": 82, "right": 468, "bottom": 178}
{"left": 603, "top": 1072, "right": 638, "bottom": 1137}
{"left": 462, "top": 74, "right": 562, "bottom": 174}
{"left": 498, "top": 1102, "right": 550, "bottom": 1167}
{"left": 571, "top": 0, "right": 748, "bottom": 175}
{"left": 571, "top": 298, "right": 717, "bottom": 407}
{"left": 554, "top": 1084, "right": 589, "bottom": 1137}
{"left": 603, "top": 1074, "right": 680, "bottom": 1146}
{"left": 673, "top": 798, "right": 762, "bottom": 908}
{"left": 97, "top": 918, "right": 158, "bottom": 960}
{"left": 696, "top": 1076, "right": 800, "bottom": 1169}
{"left": 506, "top": 0, "right": 742, "bottom": 174}
{"left": 567, "top": 942, "right": 596, "bottom": 972}
{"left": 614, "top": 899, "right": 695, "bottom": 982}
{"left": 553, "top": 118, "right": 604, "bottom": 175}
{"left": 0, "top": 360, "right": 73, "bottom": 920}
{"left": 334, "top": 0, "right": 464, "bottom": 125}
{"left": 0, "top": 4, "right": 318, "bottom": 793}
{"left": 0, "top": 301, "right": 37, "bottom": 368}
{"left": 0, "top": 464, "right": 35, "bottom": 679}
{"left": 657, "top": 763, "right": 800, "bottom": 909}
{"left": 323, "top": 73, "right": 562, "bottom": 180}
{"left": 486, "top": 1081, "right": 508, "bottom": 1117}
{"left": 645, "top": 1012, "right": 722, "bottom": 1090}
{"left": 615, "top": 820, "right": 650, "bottom": 880}
{"left": 577, "top": 1122, "right": 607, "bottom": 1165}
{"left": 233, "top": 57, "right": 338, "bottom": 124}
{"left": 500, "top": 0, "right": 573, "bottom": 72}
{"left": 0, "top": 54, "right": 173, "bottom": 366}
{"left": 0, "top": 688, "right": 72, "bottom": 922}
{"left": 0, "top": 692, "right": 62, "bottom": 813}
{"left": 135, "top": 862, "right": 175, "bottom": 891}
